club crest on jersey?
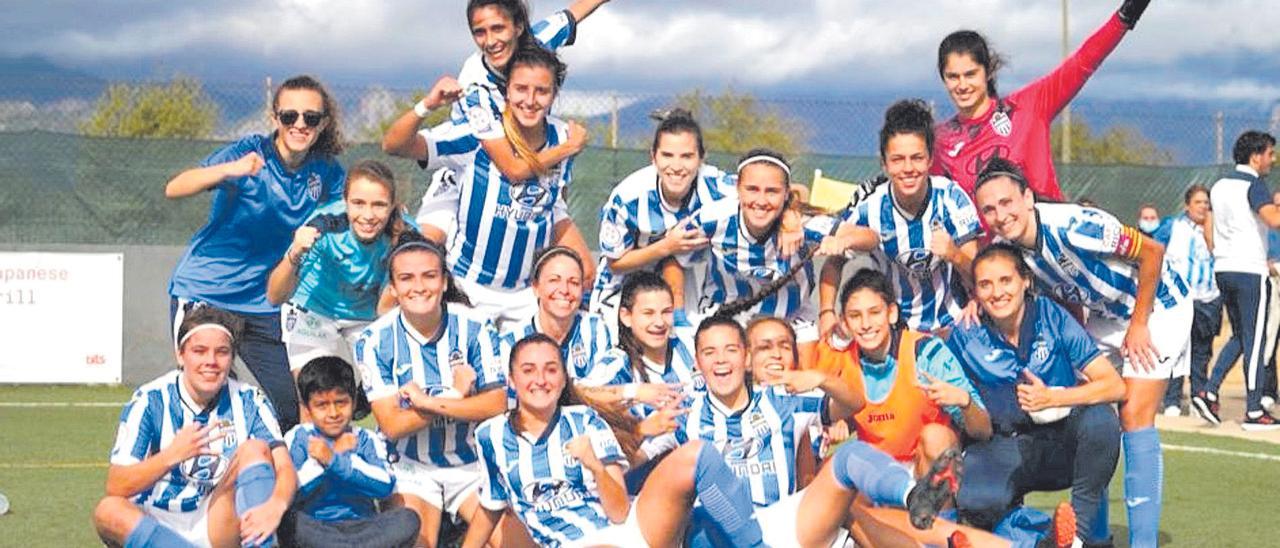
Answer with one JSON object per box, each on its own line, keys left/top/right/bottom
{"left": 1055, "top": 254, "right": 1080, "bottom": 277}
{"left": 748, "top": 412, "right": 771, "bottom": 438}
{"left": 285, "top": 307, "right": 298, "bottom": 332}
{"left": 1031, "top": 340, "right": 1051, "bottom": 365}
{"left": 524, "top": 480, "right": 583, "bottom": 513}
{"left": 570, "top": 344, "right": 588, "bottom": 370}
{"left": 896, "top": 248, "right": 937, "bottom": 279}
{"left": 599, "top": 218, "right": 624, "bottom": 250}
{"left": 990, "top": 111, "right": 1013, "bottom": 137}
{"left": 467, "top": 105, "right": 495, "bottom": 134}
{"left": 449, "top": 350, "right": 466, "bottom": 372}
{"left": 307, "top": 173, "right": 322, "bottom": 200}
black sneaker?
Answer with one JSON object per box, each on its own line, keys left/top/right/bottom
{"left": 1191, "top": 392, "right": 1221, "bottom": 426}
{"left": 1242, "top": 411, "right": 1280, "bottom": 431}
{"left": 907, "top": 447, "right": 962, "bottom": 530}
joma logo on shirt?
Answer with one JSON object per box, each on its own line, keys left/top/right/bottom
{"left": 866, "top": 411, "right": 896, "bottom": 423}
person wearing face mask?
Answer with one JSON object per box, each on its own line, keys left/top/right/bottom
{"left": 166, "top": 75, "right": 346, "bottom": 433}
{"left": 265, "top": 160, "right": 417, "bottom": 423}
{"left": 1136, "top": 204, "right": 1162, "bottom": 235}
{"left": 1153, "top": 186, "right": 1218, "bottom": 417}
{"left": 932, "top": 0, "right": 1153, "bottom": 200}
{"left": 354, "top": 234, "right": 509, "bottom": 548}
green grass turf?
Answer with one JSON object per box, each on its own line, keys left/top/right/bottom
{"left": 1, "top": 385, "right": 1277, "bottom": 547}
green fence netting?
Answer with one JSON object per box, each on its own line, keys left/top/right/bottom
{"left": 0, "top": 131, "right": 1233, "bottom": 248}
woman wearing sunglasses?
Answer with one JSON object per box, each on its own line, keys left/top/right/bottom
{"left": 166, "top": 75, "right": 346, "bottom": 433}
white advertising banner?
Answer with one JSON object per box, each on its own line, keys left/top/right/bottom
{"left": 0, "top": 252, "right": 123, "bottom": 383}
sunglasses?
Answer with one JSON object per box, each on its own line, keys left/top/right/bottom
{"left": 276, "top": 110, "right": 327, "bottom": 128}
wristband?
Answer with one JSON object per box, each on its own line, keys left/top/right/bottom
{"left": 820, "top": 309, "right": 836, "bottom": 317}
{"left": 413, "top": 99, "right": 431, "bottom": 119}
{"left": 622, "top": 384, "right": 639, "bottom": 401}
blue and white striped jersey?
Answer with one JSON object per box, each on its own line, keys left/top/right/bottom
{"left": 1010, "top": 203, "right": 1189, "bottom": 320}
{"left": 843, "top": 176, "right": 982, "bottom": 331}
{"left": 418, "top": 98, "right": 574, "bottom": 291}
{"left": 679, "top": 197, "right": 836, "bottom": 319}
{"left": 640, "top": 386, "right": 826, "bottom": 507}
{"left": 290, "top": 201, "right": 418, "bottom": 321}
{"left": 286, "top": 424, "right": 394, "bottom": 522}
{"left": 1153, "top": 213, "right": 1217, "bottom": 302}
{"left": 355, "top": 306, "right": 506, "bottom": 467}
{"left": 581, "top": 333, "right": 701, "bottom": 390}
{"left": 109, "top": 371, "right": 282, "bottom": 512}
{"left": 453, "top": 10, "right": 578, "bottom": 122}
{"left": 499, "top": 311, "right": 614, "bottom": 380}
{"left": 475, "top": 405, "right": 629, "bottom": 547}
{"left": 591, "top": 164, "right": 736, "bottom": 306}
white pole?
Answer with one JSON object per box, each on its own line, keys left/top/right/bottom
{"left": 1061, "top": 0, "right": 1072, "bottom": 164}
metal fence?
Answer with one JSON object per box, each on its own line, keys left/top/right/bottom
{"left": 1, "top": 78, "right": 1275, "bottom": 249}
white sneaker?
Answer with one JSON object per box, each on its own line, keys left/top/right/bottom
{"left": 1262, "top": 396, "right": 1276, "bottom": 411}
{"left": 1162, "top": 405, "right": 1182, "bottom": 417}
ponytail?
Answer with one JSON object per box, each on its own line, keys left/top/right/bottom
{"left": 716, "top": 243, "right": 821, "bottom": 319}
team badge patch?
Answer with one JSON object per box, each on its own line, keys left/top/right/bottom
{"left": 599, "top": 218, "right": 624, "bottom": 250}
{"left": 307, "top": 173, "right": 322, "bottom": 200}
{"left": 990, "top": 111, "right": 1013, "bottom": 137}
{"left": 467, "top": 105, "right": 495, "bottom": 134}
{"left": 285, "top": 307, "right": 298, "bottom": 332}
{"left": 1031, "top": 340, "right": 1051, "bottom": 364}
{"left": 449, "top": 350, "right": 466, "bottom": 372}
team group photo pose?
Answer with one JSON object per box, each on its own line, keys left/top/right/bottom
{"left": 21, "top": 0, "right": 1272, "bottom": 547}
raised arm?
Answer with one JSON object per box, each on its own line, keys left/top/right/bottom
{"left": 567, "top": 0, "right": 611, "bottom": 23}
{"left": 265, "top": 226, "right": 320, "bottom": 306}
{"left": 382, "top": 76, "right": 463, "bottom": 160}
{"left": 164, "top": 153, "right": 262, "bottom": 199}
{"left": 1024, "top": 10, "right": 1130, "bottom": 117}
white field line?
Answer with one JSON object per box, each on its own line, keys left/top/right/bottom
{"left": 1161, "top": 443, "right": 1280, "bottom": 463}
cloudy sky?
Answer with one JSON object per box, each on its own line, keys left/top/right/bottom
{"left": 3, "top": 0, "right": 1279, "bottom": 104}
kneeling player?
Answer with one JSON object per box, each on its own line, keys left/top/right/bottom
{"left": 816, "top": 268, "right": 991, "bottom": 475}
{"left": 948, "top": 245, "right": 1126, "bottom": 547}
{"left": 280, "top": 357, "right": 420, "bottom": 548}
{"left": 93, "top": 307, "right": 296, "bottom": 548}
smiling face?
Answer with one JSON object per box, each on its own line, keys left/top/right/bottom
{"left": 975, "top": 176, "right": 1037, "bottom": 246}
{"left": 345, "top": 176, "right": 393, "bottom": 243}
{"left": 506, "top": 64, "right": 556, "bottom": 130}
{"left": 737, "top": 162, "right": 789, "bottom": 237}
{"left": 619, "top": 289, "right": 673, "bottom": 354}
{"left": 883, "top": 132, "right": 932, "bottom": 203}
{"left": 177, "top": 328, "right": 234, "bottom": 404}
{"left": 841, "top": 288, "right": 897, "bottom": 358}
{"left": 306, "top": 388, "right": 353, "bottom": 438}
{"left": 470, "top": 5, "right": 523, "bottom": 72}
{"left": 941, "top": 52, "right": 991, "bottom": 116}
{"left": 973, "top": 253, "right": 1031, "bottom": 324}
{"left": 533, "top": 254, "right": 583, "bottom": 321}
{"left": 509, "top": 341, "right": 567, "bottom": 417}
{"left": 273, "top": 88, "right": 327, "bottom": 156}
{"left": 695, "top": 324, "right": 748, "bottom": 401}
{"left": 389, "top": 249, "right": 446, "bottom": 318}
{"left": 653, "top": 131, "right": 702, "bottom": 203}
{"left": 747, "top": 319, "right": 796, "bottom": 380}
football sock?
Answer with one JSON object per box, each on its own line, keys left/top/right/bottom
{"left": 235, "top": 461, "right": 277, "bottom": 547}
{"left": 830, "top": 440, "right": 915, "bottom": 507}
{"left": 693, "top": 442, "right": 765, "bottom": 548}
{"left": 124, "top": 514, "right": 196, "bottom": 548}
{"left": 1123, "top": 428, "right": 1162, "bottom": 547}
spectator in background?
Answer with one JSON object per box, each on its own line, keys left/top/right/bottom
{"left": 165, "top": 75, "right": 346, "bottom": 432}
{"left": 1198, "top": 130, "right": 1280, "bottom": 430}
{"left": 1137, "top": 204, "right": 1161, "bottom": 235}
{"left": 1158, "top": 186, "right": 1218, "bottom": 416}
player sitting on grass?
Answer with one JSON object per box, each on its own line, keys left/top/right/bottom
{"left": 279, "top": 356, "right": 420, "bottom": 548}
{"left": 93, "top": 307, "right": 296, "bottom": 548}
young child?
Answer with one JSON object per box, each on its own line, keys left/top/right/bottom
{"left": 281, "top": 356, "right": 420, "bottom": 548}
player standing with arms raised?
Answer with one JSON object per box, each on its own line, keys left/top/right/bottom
{"left": 932, "top": 0, "right": 1152, "bottom": 199}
